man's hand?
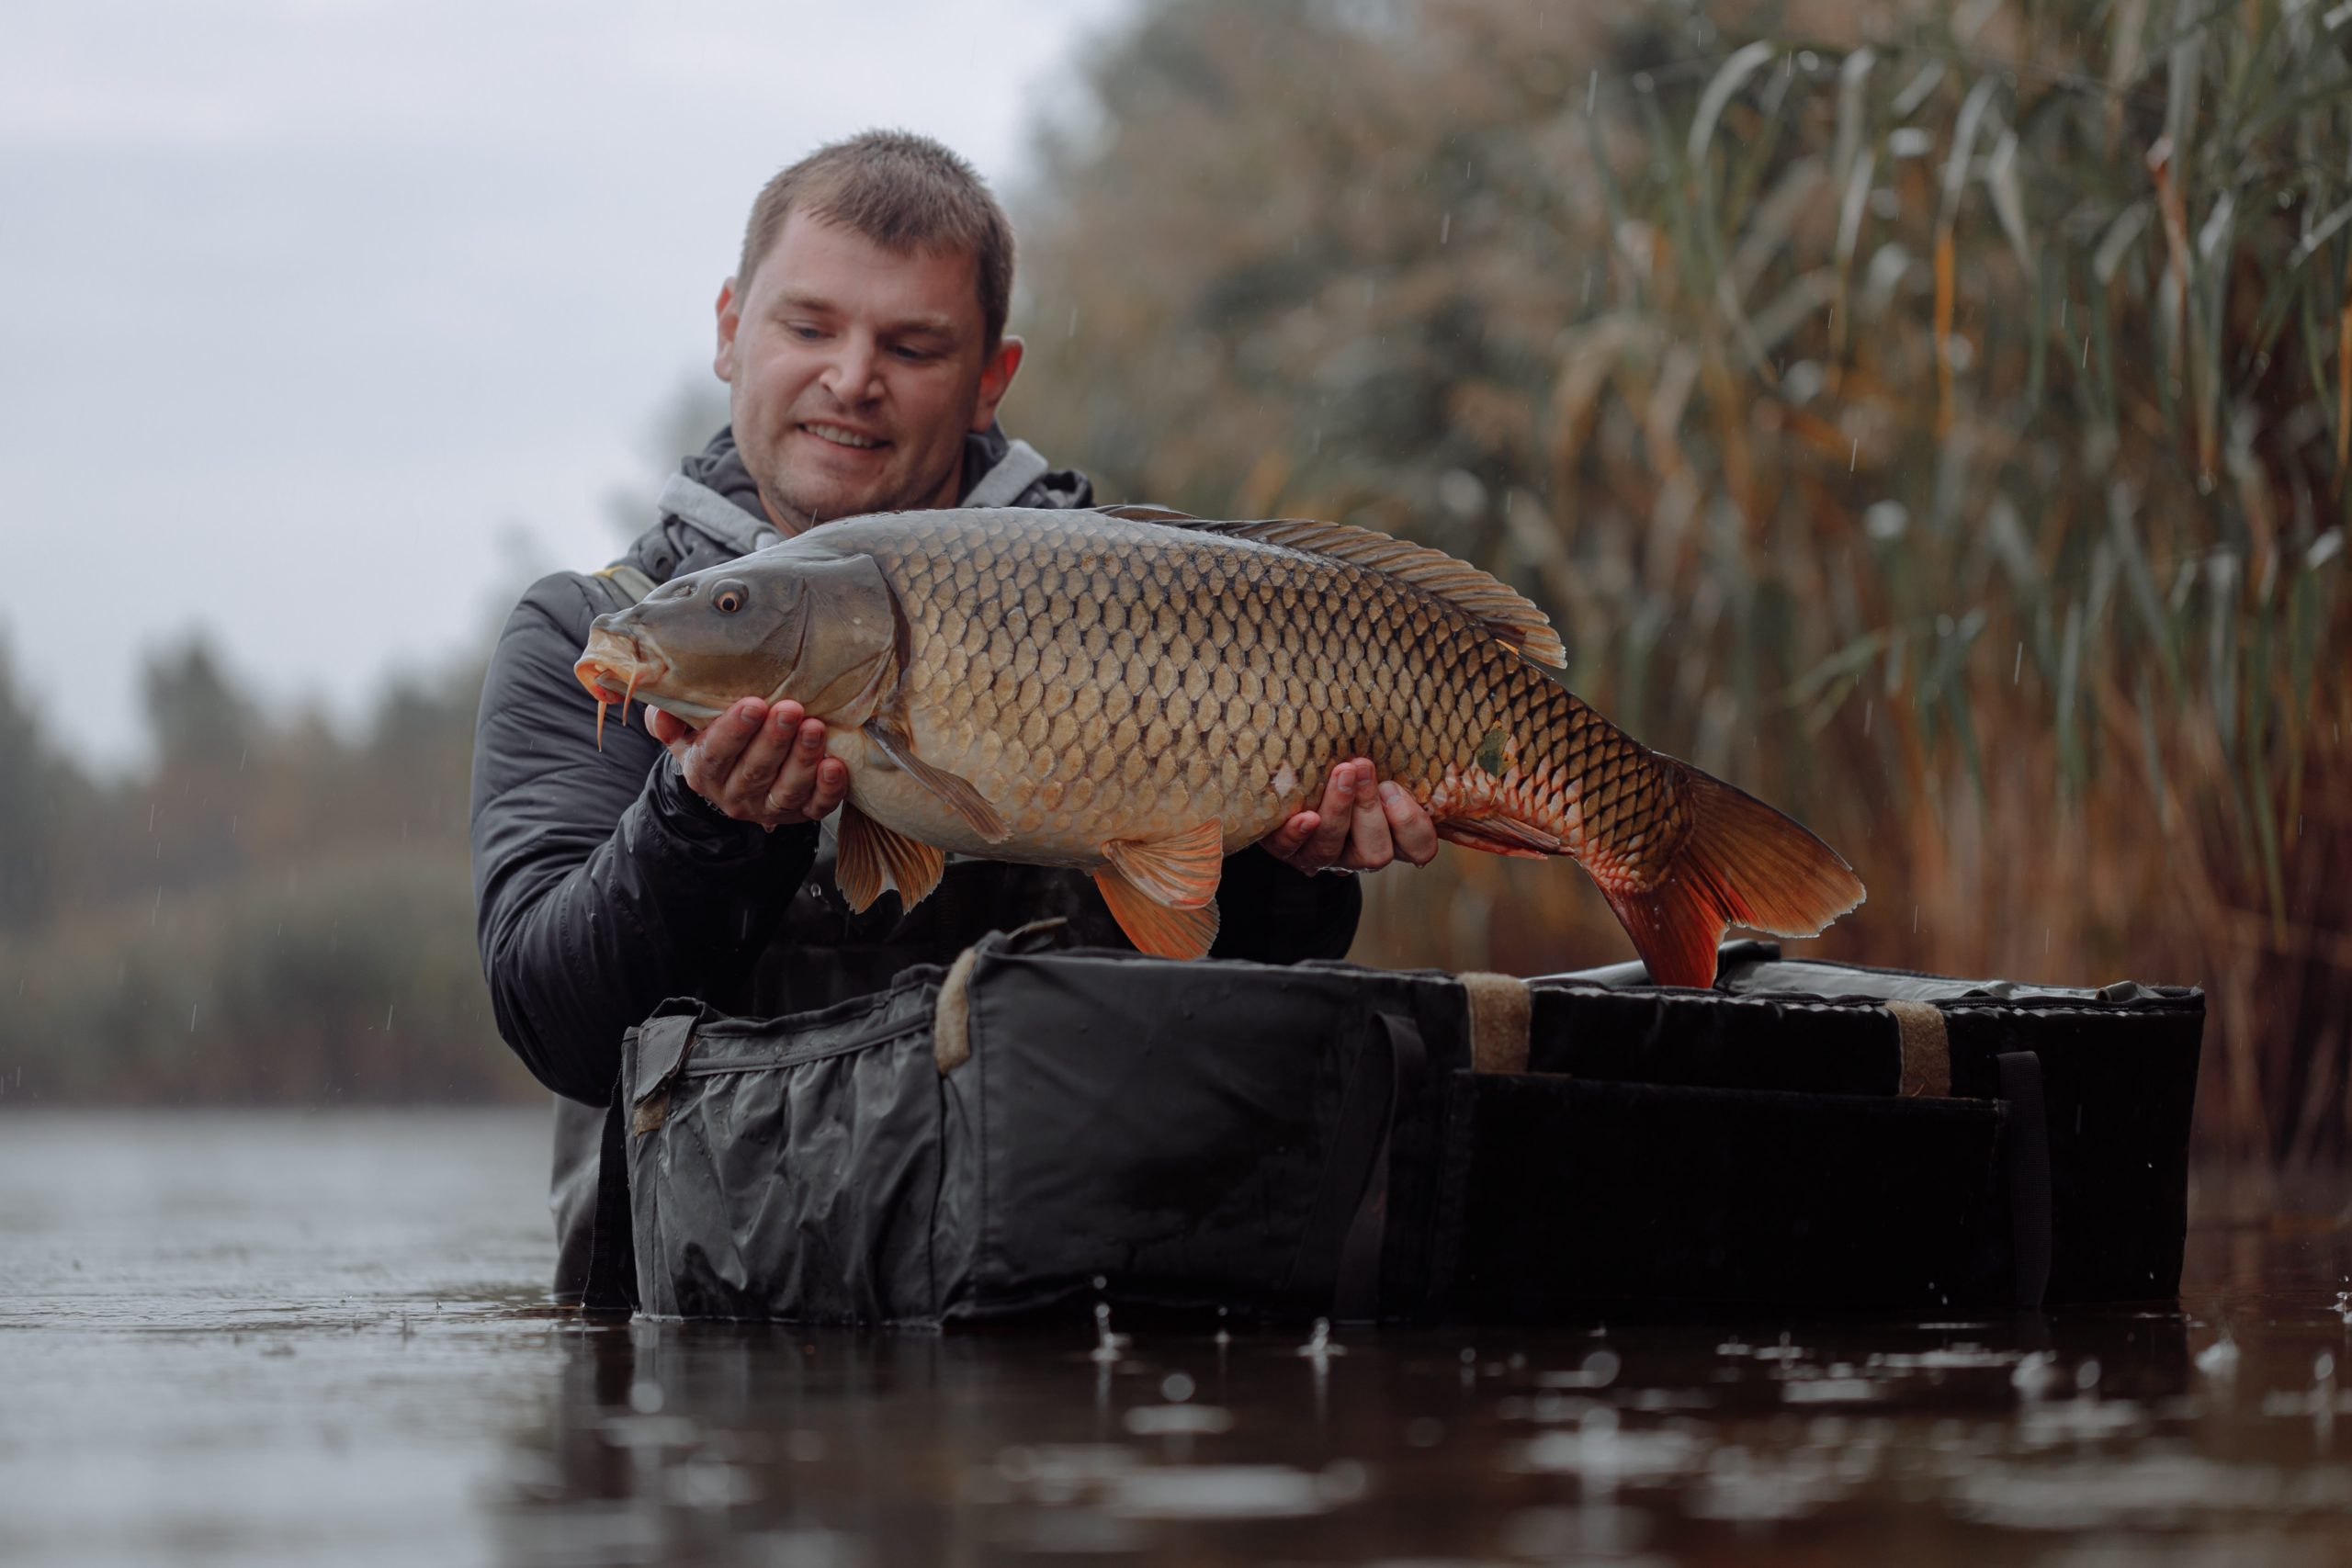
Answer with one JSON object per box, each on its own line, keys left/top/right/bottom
{"left": 648, "top": 698, "right": 849, "bottom": 829}
{"left": 1259, "top": 758, "right": 1439, "bottom": 874}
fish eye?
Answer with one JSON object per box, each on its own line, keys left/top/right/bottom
{"left": 712, "top": 581, "right": 748, "bottom": 615}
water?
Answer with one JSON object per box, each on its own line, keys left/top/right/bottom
{"left": 5, "top": 1111, "right": 2352, "bottom": 1565}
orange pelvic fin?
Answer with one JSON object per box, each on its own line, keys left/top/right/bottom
{"left": 1102, "top": 819, "right": 1227, "bottom": 908}
{"left": 1435, "top": 814, "right": 1564, "bottom": 860}
{"left": 1600, "top": 758, "right": 1866, "bottom": 988}
{"left": 835, "top": 801, "right": 947, "bottom": 914}
{"left": 1094, "top": 864, "right": 1221, "bottom": 960}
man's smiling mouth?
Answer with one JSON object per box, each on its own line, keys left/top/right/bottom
{"left": 802, "top": 422, "right": 887, "bottom": 450}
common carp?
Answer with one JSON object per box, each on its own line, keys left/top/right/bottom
{"left": 573, "top": 506, "right": 1864, "bottom": 983}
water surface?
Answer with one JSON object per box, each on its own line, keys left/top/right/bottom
{"left": 4, "top": 1111, "right": 2349, "bottom": 1566}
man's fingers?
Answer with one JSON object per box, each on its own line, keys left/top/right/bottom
{"left": 646, "top": 707, "right": 693, "bottom": 749}
{"left": 805, "top": 757, "right": 850, "bottom": 818}
{"left": 760, "top": 719, "right": 833, "bottom": 818}
{"left": 1379, "top": 781, "right": 1440, "bottom": 866}
{"left": 1345, "top": 763, "right": 1396, "bottom": 871}
{"left": 1259, "top": 811, "right": 1319, "bottom": 863}
{"left": 680, "top": 699, "right": 766, "bottom": 793}
{"left": 1302, "top": 764, "right": 1360, "bottom": 865}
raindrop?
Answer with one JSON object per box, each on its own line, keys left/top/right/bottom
{"left": 1440, "top": 213, "right": 1452, "bottom": 244}
{"left": 1849, "top": 436, "right": 1859, "bottom": 471}
{"left": 1586, "top": 69, "right": 1598, "bottom": 116}
{"left": 1296, "top": 1317, "right": 1341, "bottom": 1358}
{"left": 628, "top": 1380, "right": 664, "bottom": 1415}
{"left": 1161, "top": 1371, "right": 1195, "bottom": 1404}
{"left": 2013, "top": 642, "right": 2023, "bottom": 683}
{"left": 2076, "top": 1358, "right": 2102, "bottom": 1393}
{"left": 2082, "top": 335, "right": 2091, "bottom": 367}
{"left": 1091, "top": 1301, "right": 1129, "bottom": 1364}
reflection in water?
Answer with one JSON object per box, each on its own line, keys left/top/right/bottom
{"left": 6, "top": 1112, "right": 2352, "bottom": 1566}
{"left": 494, "top": 1230, "right": 2352, "bottom": 1566}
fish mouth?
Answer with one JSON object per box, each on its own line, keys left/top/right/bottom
{"left": 573, "top": 627, "right": 722, "bottom": 747}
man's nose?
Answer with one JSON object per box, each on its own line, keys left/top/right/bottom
{"left": 820, "top": 333, "right": 882, "bottom": 404}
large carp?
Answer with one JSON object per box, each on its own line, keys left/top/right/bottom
{"left": 574, "top": 506, "right": 1863, "bottom": 984}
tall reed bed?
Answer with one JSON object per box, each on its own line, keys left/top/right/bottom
{"left": 1021, "top": 0, "right": 2351, "bottom": 1171}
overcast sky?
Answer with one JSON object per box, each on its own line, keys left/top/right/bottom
{"left": 0, "top": 0, "right": 1128, "bottom": 767}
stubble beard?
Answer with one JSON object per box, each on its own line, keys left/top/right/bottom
{"left": 752, "top": 444, "right": 961, "bottom": 538}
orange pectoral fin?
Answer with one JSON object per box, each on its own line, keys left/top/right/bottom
{"left": 860, "top": 716, "right": 1011, "bottom": 843}
{"left": 1101, "top": 819, "right": 1227, "bottom": 908}
{"left": 1093, "top": 865, "right": 1221, "bottom": 960}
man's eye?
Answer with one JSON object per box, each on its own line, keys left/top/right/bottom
{"left": 787, "top": 322, "right": 824, "bottom": 341}
{"left": 891, "top": 344, "right": 934, "bottom": 362}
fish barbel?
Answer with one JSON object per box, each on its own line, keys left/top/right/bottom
{"left": 573, "top": 506, "right": 1863, "bottom": 981}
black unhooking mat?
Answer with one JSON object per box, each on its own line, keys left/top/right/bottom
{"left": 578, "top": 928, "right": 2202, "bottom": 1325}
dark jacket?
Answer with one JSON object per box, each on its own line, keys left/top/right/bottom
{"left": 469, "top": 425, "right": 1363, "bottom": 1295}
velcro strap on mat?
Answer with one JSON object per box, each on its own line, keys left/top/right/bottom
{"left": 1890, "top": 999, "right": 1951, "bottom": 1098}
{"left": 1460, "top": 972, "right": 1532, "bottom": 1075}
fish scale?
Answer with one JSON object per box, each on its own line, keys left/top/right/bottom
{"left": 574, "top": 506, "right": 1864, "bottom": 980}
{"left": 866, "top": 512, "right": 1704, "bottom": 900}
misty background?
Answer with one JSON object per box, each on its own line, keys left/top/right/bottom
{"left": 3, "top": 0, "right": 2347, "bottom": 1186}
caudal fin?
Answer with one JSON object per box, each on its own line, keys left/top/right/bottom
{"left": 1599, "top": 758, "right": 1865, "bottom": 988}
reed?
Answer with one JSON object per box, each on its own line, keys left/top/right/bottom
{"left": 1019, "top": 0, "right": 2351, "bottom": 1172}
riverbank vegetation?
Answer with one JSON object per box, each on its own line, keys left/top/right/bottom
{"left": 1015, "top": 0, "right": 2350, "bottom": 1174}
{"left": 0, "top": 637, "right": 535, "bottom": 1103}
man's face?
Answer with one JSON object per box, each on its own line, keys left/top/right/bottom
{"left": 716, "top": 213, "right": 1023, "bottom": 533}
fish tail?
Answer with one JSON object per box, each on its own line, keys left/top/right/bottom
{"left": 1598, "top": 757, "right": 1865, "bottom": 988}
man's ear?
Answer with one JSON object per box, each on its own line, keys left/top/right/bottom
{"left": 714, "top": 278, "right": 741, "bottom": 382}
{"left": 969, "top": 335, "right": 1024, "bottom": 432}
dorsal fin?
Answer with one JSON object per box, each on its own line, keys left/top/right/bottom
{"left": 1095, "top": 502, "right": 1200, "bottom": 524}
{"left": 1193, "top": 517, "right": 1566, "bottom": 668}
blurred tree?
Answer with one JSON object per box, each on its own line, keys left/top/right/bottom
{"left": 136, "top": 634, "right": 255, "bottom": 888}
{"left": 0, "top": 636, "right": 75, "bottom": 931}
{"left": 141, "top": 633, "right": 254, "bottom": 773}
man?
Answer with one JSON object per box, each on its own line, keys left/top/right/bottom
{"left": 469, "top": 132, "right": 1436, "bottom": 1300}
